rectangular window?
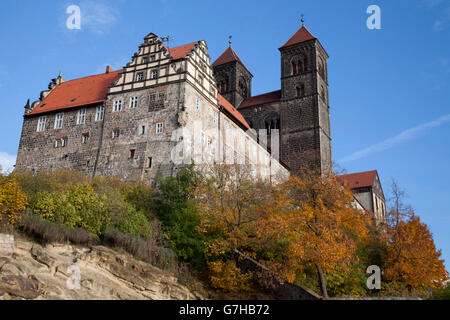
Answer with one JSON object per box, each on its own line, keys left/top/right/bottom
{"left": 95, "top": 106, "right": 105, "bottom": 121}
{"left": 151, "top": 70, "right": 158, "bottom": 79}
{"left": 156, "top": 122, "right": 164, "bottom": 134}
{"left": 158, "top": 92, "right": 166, "bottom": 101}
{"left": 213, "top": 111, "right": 218, "bottom": 124}
{"left": 129, "top": 149, "right": 136, "bottom": 159}
{"left": 37, "top": 116, "right": 47, "bottom": 132}
{"left": 54, "top": 139, "right": 60, "bottom": 148}
{"left": 54, "top": 113, "right": 64, "bottom": 129}
{"left": 147, "top": 157, "right": 152, "bottom": 168}
{"left": 196, "top": 97, "right": 202, "bottom": 111}
{"left": 140, "top": 125, "right": 146, "bottom": 135}
{"left": 149, "top": 93, "right": 156, "bottom": 103}
{"left": 77, "top": 108, "right": 86, "bottom": 125}
{"left": 150, "top": 55, "right": 156, "bottom": 62}
{"left": 82, "top": 133, "right": 89, "bottom": 144}
{"left": 112, "top": 129, "right": 120, "bottom": 139}
{"left": 130, "top": 96, "right": 139, "bottom": 108}
{"left": 142, "top": 56, "right": 148, "bottom": 63}
{"left": 61, "top": 137, "right": 68, "bottom": 148}
{"left": 201, "top": 131, "right": 205, "bottom": 145}
{"left": 136, "top": 72, "right": 144, "bottom": 82}
{"left": 113, "top": 100, "right": 122, "bottom": 112}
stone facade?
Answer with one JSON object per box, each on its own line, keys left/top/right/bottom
{"left": 15, "top": 33, "right": 289, "bottom": 184}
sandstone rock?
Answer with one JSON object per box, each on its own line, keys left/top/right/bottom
{"left": 0, "top": 235, "right": 200, "bottom": 300}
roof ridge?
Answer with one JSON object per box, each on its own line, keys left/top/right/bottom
{"left": 58, "top": 69, "right": 122, "bottom": 84}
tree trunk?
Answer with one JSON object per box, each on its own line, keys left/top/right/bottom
{"left": 316, "top": 264, "right": 329, "bottom": 299}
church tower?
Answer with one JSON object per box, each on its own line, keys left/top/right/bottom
{"left": 279, "top": 25, "right": 332, "bottom": 174}
{"left": 212, "top": 45, "right": 253, "bottom": 107}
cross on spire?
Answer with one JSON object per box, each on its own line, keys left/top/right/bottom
{"left": 228, "top": 35, "right": 232, "bottom": 47}
{"left": 301, "top": 14, "right": 305, "bottom": 26}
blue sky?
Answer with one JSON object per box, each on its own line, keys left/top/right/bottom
{"left": 0, "top": 0, "right": 449, "bottom": 270}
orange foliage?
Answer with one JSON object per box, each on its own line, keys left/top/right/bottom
{"left": 383, "top": 213, "right": 448, "bottom": 292}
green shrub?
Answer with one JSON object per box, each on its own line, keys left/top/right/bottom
{"left": 153, "top": 166, "right": 206, "bottom": 270}
{"left": 429, "top": 284, "right": 450, "bottom": 300}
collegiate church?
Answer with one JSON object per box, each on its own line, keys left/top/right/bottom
{"left": 15, "top": 24, "right": 386, "bottom": 222}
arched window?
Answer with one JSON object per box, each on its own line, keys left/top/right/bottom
{"left": 296, "top": 83, "right": 305, "bottom": 97}
{"left": 291, "top": 55, "right": 307, "bottom": 75}
{"left": 318, "top": 59, "right": 325, "bottom": 80}
{"left": 238, "top": 78, "right": 247, "bottom": 97}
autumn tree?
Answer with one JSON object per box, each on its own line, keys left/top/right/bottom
{"left": 258, "top": 166, "right": 372, "bottom": 298}
{"left": 382, "top": 180, "right": 448, "bottom": 295}
{"left": 0, "top": 173, "right": 28, "bottom": 227}
{"left": 195, "top": 164, "right": 275, "bottom": 293}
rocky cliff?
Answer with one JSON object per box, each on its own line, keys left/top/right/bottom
{"left": 0, "top": 235, "right": 201, "bottom": 300}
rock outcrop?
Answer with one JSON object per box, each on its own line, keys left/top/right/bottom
{"left": 0, "top": 236, "right": 201, "bottom": 300}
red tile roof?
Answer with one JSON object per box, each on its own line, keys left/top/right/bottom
{"left": 169, "top": 41, "right": 199, "bottom": 60}
{"left": 337, "top": 170, "right": 378, "bottom": 190}
{"left": 280, "top": 26, "right": 316, "bottom": 49}
{"left": 218, "top": 94, "right": 250, "bottom": 129}
{"left": 28, "top": 70, "right": 122, "bottom": 116}
{"left": 212, "top": 46, "right": 252, "bottom": 75}
{"left": 238, "top": 90, "right": 281, "bottom": 109}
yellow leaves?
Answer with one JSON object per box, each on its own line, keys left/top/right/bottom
{"left": 0, "top": 174, "right": 28, "bottom": 226}
{"left": 208, "top": 260, "right": 253, "bottom": 293}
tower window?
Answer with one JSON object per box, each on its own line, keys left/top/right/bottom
{"left": 296, "top": 83, "right": 305, "bottom": 97}
{"left": 129, "top": 149, "right": 136, "bottom": 159}
{"left": 140, "top": 125, "right": 146, "bottom": 135}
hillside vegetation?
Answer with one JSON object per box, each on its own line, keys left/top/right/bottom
{"left": 0, "top": 165, "right": 447, "bottom": 299}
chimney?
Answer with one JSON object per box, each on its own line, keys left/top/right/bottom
{"left": 106, "top": 65, "right": 113, "bottom": 73}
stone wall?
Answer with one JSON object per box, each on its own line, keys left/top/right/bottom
{"left": 0, "top": 234, "right": 14, "bottom": 257}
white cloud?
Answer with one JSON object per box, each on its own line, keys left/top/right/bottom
{"left": 78, "top": 1, "right": 120, "bottom": 35}
{"left": 0, "top": 152, "right": 16, "bottom": 173}
{"left": 338, "top": 113, "right": 450, "bottom": 163}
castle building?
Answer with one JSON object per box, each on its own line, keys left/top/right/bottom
{"left": 15, "top": 24, "right": 386, "bottom": 222}
{"left": 15, "top": 33, "right": 289, "bottom": 183}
